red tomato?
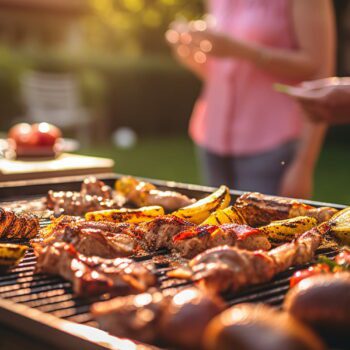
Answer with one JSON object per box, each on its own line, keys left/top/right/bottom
{"left": 31, "top": 123, "right": 62, "bottom": 146}
{"left": 8, "top": 122, "right": 61, "bottom": 147}
{"left": 290, "top": 264, "right": 330, "bottom": 288}
{"left": 8, "top": 123, "right": 33, "bottom": 145}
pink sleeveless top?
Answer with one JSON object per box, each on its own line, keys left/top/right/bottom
{"left": 189, "top": 0, "right": 303, "bottom": 156}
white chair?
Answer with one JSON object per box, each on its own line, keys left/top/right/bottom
{"left": 20, "top": 70, "right": 92, "bottom": 146}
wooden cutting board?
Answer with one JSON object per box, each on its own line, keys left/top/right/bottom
{"left": 0, "top": 153, "right": 114, "bottom": 182}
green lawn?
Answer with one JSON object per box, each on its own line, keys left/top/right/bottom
{"left": 79, "top": 135, "right": 350, "bottom": 205}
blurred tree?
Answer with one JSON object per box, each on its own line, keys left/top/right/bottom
{"left": 85, "top": 0, "right": 203, "bottom": 55}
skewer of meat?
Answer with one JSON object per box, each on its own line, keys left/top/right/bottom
{"left": 235, "top": 192, "right": 337, "bottom": 226}
{"left": 169, "top": 223, "right": 330, "bottom": 295}
{"left": 0, "top": 208, "right": 39, "bottom": 239}
{"left": 40, "top": 214, "right": 271, "bottom": 257}
{"left": 35, "top": 242, "right": 156, "bottom": 296}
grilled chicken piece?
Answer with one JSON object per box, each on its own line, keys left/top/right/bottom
{"left": 46, "top": 177, "right": 123, "bottom": 216}
{"left": 36, "top": 242, "right": 156, "bottom": 296}
{"left": 235, "top": 192, "right": 337, "bottom": 227}
{"left": 0, "top": 208, "right": 39, "bottom": 239}
{"left": 204, "top": 303, "right": 325, "bottom": 350}
{"left": 92, "top": 287, "right": 224, "bottom": 348}
{"left": 116, "top": 176, "right": 195, "bottom": 211}
{"left": 173, "top": 223, "right": 271, "bottom": 258}
{"left": 170, "top": 224, "right": 329, "bottom": 295}
{"left": 136, "top": 215, "right": 195, "bottom": 251}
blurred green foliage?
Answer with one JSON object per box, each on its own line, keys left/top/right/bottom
{"left": 86, "top": 0, "right": 203, "bottom": 54}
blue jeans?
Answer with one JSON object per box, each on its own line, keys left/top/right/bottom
{"left": 196, "top": 141, "right": 298, "bottom": 195}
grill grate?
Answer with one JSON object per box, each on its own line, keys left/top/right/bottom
{"left": 0, "top": 218, "right": 340, "bottom": 332}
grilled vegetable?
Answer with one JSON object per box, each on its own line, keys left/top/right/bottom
{"left": 328, "top": 207, "right": 350, "bottom": 244}
{"left": 201, "top": 206, "right": 246, "bottom": 226}
{"left": 85, "top": 206, "right": 165, "bottom": 223}
{"left": 0, "top": 243, "right": 27, "bottom": 266}
{"left": 172, "top": 186, "right": 231, "bottom": 225}
{"left": 259, "top": 216, "right": 317, "bottom": 243}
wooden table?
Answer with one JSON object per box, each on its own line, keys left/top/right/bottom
{"left": 0, "top": 153, "right": 114, "bottom": 182}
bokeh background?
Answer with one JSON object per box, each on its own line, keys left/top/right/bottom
{"left": 0, "top": 0, "right": 349, "bottom": 204}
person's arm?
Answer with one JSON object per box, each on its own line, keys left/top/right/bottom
{"left": 188, "top": 0, "right": 335, "bottom": 82}
{"left": 278, "top": 0, "right": 336, "bottom": 199}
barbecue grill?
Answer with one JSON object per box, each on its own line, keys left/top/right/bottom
{"left": 0, "top": 174, "right": 347, "bottom": 350}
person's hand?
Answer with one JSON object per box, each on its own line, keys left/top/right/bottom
{"left": 188, "top": 29, "right": 238, "bottom": 58}
{"left": 276, "top": 78, "right": 350, "bottom": 124}
{"left": 279, "top": 159, "right": 314, "bottom": 199}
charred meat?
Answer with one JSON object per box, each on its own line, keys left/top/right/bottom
{"left": 36, "top": 242, "right": 156, "bottom": 296}
{"left": 36, "top": 216, "right": 138, "bottom": 258}
{"left": 169, "top": 224, "right": 329, "bottom": 294}
{"left": 135, "top": 215, "right": 195, "bottom": 251}
{"left": 173, "top": 223, "right": 271, "bottom": 258}
{"left": 0, "top": 208, "right": 39, "bottom": 239}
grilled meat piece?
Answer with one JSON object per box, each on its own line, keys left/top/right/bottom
{"left": 36, "top": 242, "right": 156, "bottom": 296}
{"left": 92, "top": 287, "right": 224, "bottom": 348}
{"left": 235, "top": 192, "right": 337, "bottom": 227}
{"left": 62, "top": 226, "right": 137, "bottom": 258}
{"left": 136, "top": 215, "right": 195, "bottom": 251}
{"left": 0, "top": 208, "right": 39, "bottom": 239}
{"left": 203, "top": 303, "right": 325, "bottom": 350}
{"left": 170, "top": 224, "right": 329, "bottom": 295}
{"left": 116, "top": 176, "right": 195, "bottom": 211}
{"left": 46, "top": 177, "right": 122, "bottom": 216}
{"left": 36, "top": 218, "right": 138, "bottom": 258}
{"left": 173, "top": 223, "right": 271, "bottom": 258}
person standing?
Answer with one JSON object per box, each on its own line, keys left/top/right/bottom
{"left": 167, "top": 0, "right": 336, "bottom": 198}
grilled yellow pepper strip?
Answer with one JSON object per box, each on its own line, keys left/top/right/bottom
{"left": 201, "top": 206, "right": 246, "bottom": 226}
{"left": 172, "top": 185, "right": 231, "bottom": 225}
{"left": 85, "top": 206, "right": 165, "bottom": 223}
{"left": 259, "top": 216, "right": 318, "bottom": 243}
{"left": 0, "top": 243, "right": 27, "bottom": 266}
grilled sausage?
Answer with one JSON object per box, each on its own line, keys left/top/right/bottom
{"left": 284, "top": 272, "right": 350, "bottom": 331}
{"left": 203, "top": 303, "right": 325, "bottom": 350}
